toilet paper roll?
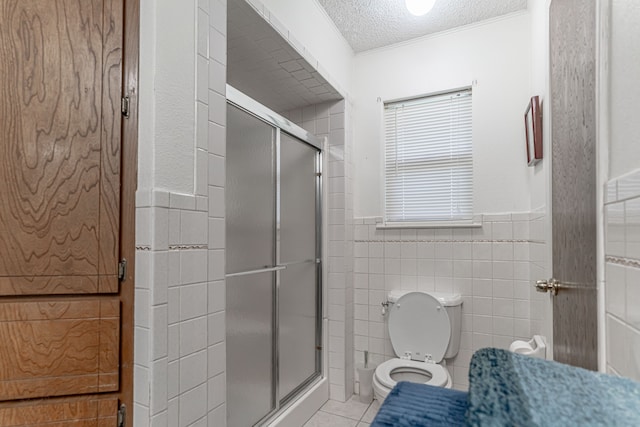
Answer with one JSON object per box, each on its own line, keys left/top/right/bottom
{"left": 509, "top": 340, "right": 534, "bottom": 354}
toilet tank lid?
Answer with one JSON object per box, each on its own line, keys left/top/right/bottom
{"left": 388, "top": 290, "right": 462, "bottom": 307}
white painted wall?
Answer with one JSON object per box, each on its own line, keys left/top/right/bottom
{"left": 261, "top": 0, "right": 354, "bottom": 95}
{"left": 138, "top": 0, "right": 155, "bottom": 192}
{"left": 527, "top": 0, "right": 553, "bottom": 358}
{"left": 528, "top": 0, "right": 551, "bottom": 211}
{"left": 609, "top": 0, "right": 640, "bottom": 180}
{"left": 352, "top": 13, "right": 532, "bottom": 218}
{"left": 139, "top": 0, "right": 196, "bottom": 194}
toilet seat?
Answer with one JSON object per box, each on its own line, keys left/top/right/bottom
{"left": 387, "top": 292, "right": 450, "bottom": 363}
{"left": 375, "top": 358, "right": 449, "bottom": 389}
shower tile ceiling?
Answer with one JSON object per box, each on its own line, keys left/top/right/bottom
{"left": 316, "top": 0, "right": 528, "bottom": 52}
{"left": 228, "top": 0, "right": 342, "bottom": 112}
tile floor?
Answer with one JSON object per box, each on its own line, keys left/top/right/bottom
{"left": 303, "top": 396, "right": 381, "bottom": 427}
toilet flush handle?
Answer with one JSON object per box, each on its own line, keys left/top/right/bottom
{"left": 381, "top": 300, "right": 394, "bottom": 315}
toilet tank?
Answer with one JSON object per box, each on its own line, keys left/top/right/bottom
{"left": 387, "top": 290, "right": 463, "bottom": 359}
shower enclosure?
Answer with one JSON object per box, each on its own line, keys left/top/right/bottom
{"left": 225, "top": 86, "right": 323, "bottom": 426}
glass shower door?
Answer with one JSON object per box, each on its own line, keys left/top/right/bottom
{"left": 278, "top": 133, "right": 320, "bottom": 402}
{"left": 226, "top": 104, "right": 276, "bottom": 427}
{"left": 226, "top": 87, "right": 322, "bottom": 426}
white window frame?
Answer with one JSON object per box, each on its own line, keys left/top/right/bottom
{"left": 380, "top": 87, "right": 479, "bottom": 229}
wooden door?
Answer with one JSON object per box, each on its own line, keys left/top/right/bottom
{"left": 0, "top": 0, "right": 137, "bottom": 424}
{"left": 549, "top": 0, "right": 598, "bottom": 370}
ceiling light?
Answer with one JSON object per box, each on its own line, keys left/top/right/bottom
{"left": 405, "top": 0, "right": 436, "bottom": 16}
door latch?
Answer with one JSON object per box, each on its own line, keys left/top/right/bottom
{"left": 121, "top": 96, "right": 130, "bottom": 118}
{"left": 118, "top": 259, "right": 128, "bottom": 282}
{"left": 117, "top": 404, "right": 126, "bottom": 427}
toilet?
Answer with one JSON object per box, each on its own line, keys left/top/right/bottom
{"left": 372, "top": 290, "right": 462, "bottom": 402}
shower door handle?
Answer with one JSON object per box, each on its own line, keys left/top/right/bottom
{"left": 226, "top": 265, "right": 286, "bottom": 278}
{"left": 535, "top": 278, "right": 594, "bottom": 296}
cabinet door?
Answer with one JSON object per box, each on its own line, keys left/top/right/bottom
{"left": 0, "top": 0, "right": 129, "bottom": 423}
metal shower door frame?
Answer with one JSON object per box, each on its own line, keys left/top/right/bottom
{"left": 226, "top": 85, "right": 323, "bottom": 425}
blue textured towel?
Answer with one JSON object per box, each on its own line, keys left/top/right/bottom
{"left": 371, "top": 382, "right": 469, "bottom": 427}
{"left": 467, "top": 348, "right": 640, "bottom": 426}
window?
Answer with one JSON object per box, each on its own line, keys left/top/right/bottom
{"left": 384, "top": 88, "right": 473, "bottom": 224}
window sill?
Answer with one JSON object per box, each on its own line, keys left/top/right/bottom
{"left": 376, "top": 221, "right": 483, "bottom": 229}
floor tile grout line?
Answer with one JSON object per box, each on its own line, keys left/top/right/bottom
{"left": 318, "top": 397, "right": 376, "bottom": 425}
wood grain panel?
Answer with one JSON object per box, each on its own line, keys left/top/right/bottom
{"left": 0, "top": 0, "right": 134, "bottom": 422}
{"left": 98, "top": 276, "right": 119, "bottom": 294}
{"left": 0, "top": 300, "right": 120, "bottom": 400}
{"left": 0, "top": 277, "right": 99, "bottom": 296}
{"left": 0, "top": 276, "right": 117, "bottom": 295}
{"left": 550, "top": 0, "right": 598, "bottom": 370}
{"left": 98, "top": 0, "right": 123, "bottom": 279}
{"left": 0, "top": 396, "right": 117, "bottom": 427}
{"left": 0, "top": 0, "right": 121, "bottom": 293}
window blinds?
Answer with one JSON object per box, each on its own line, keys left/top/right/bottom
{"left": 384, "top": 89, "right": 473, "bottom": 223}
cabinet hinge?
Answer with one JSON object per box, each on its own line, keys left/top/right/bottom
{"left": 117, "top": 404, "right": 126, "bottom": 427}
{"left": 118, "top": 259, "right": 127, "bottom": 282}
{"left": 121, "top": 96, "right": 130, "bottom": 118}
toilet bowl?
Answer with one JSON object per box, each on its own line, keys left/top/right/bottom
{"left": 372, "top": 358, "right": 452, "bottom": 401}
{"left": 372, "top": 290, "right": 462, "bottom": 402}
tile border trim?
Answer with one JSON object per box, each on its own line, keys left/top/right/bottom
{"left": 354, "top": 239, "right": 530, "bottom": 244}
{"left": 168, "top": 244, "right": 209, "bottom": 251}
{"left": 605, "top": 256, "right": 640, "bottom": 269}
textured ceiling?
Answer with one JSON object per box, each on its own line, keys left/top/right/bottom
{"left": 316, "top": 0, "right": 528, "bottom": 52}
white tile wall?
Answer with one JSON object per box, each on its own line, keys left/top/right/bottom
{"left": 351, "top": 214, "right": 537, "bottom": 391}
{"left": 208, "top": 1, "right": 227, "bottom": 423}
{"left": 529, "top": 207, "right": 551, "bottom": 341}
{"left": 135, "top": 1, "right": 227, "bottom": 426}
{"left": 604, "top": 169, "right": 640, "bottom": 381}
{"left": 136, "top": 188, "right": 226, "bottom": 427}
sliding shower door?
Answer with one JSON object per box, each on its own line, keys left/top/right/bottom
{"left": 278, "top": 133, "right": 320, "bottom": 401}
{"left": 226, "top": 88, "right": 322, "bottom": 427}
{"left": 226, "top": 105, "right": 277, "bottom": 427}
